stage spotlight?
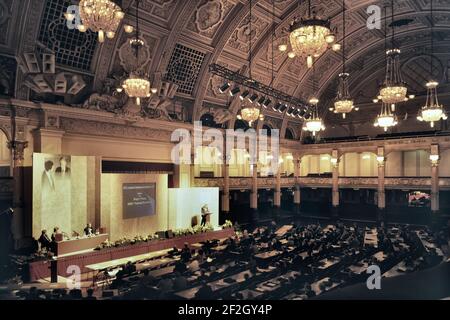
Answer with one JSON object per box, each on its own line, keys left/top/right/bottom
{"left": 287, "top": 106, "right": 296, "bottom": 116}
{"left": 257, "top": 96, "right": 266, "bottom": 106}
{"left": 272, "top": 102, "right": 282, "bottom": 112}
{"left": 292, "top": 109, "right": 300, "bottom": 117}
{"left": 240, "top": 90, "right": 250, "bottom": 100}
{"left": 229, "top": 87, "right": 240, "bottom": 96}
{"left": 279, "top": 104, "right": 288, "bottom": 113}
{"left": 263, "top": 98, "right": 271, "bottom": 108}
{"left": 248, "top": 94, "right": 258, "bottom": 103}
{"left": 219, "top": 82, "right": 230, "bottom": 93}
{"left": 298, "top": 109, "right": 306, "bottom": 118}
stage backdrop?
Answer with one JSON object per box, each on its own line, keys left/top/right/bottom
{"left": 168, "top": 188, "right": 219, "bottom": 230}
{"left": 101, "top": 173, "right": 169, "bottom": 241}
{"left": 32, "top": 153, "right": 96, "bottom": 239}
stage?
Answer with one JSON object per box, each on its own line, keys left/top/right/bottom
{"left": 28, "top": 228, "right": 235, "bottom": 282}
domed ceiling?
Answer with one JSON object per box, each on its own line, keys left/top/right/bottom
{"left": 1, "top": 0, "right": 450, "bottom": 140}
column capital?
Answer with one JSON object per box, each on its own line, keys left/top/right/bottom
{"left": 7, "top": 140, "right": 28, "bottom": 164}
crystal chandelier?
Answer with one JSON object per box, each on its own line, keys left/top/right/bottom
{"left": 235, "top": 0, "right": 264, "bottom": 126}
{"left": 303, "top": 98, "right": 325, "bottom": 136}
{"left": 66, "top": 0, "right": 125, "bottom": 43}
{"left": 378, "top": 1, "right": 409, "bottom": 104}
{"left": 285, "top": 0, "right": 335, "bottom": 68}
{"left": 417, "top": 81, "right": 447, "bottom": 128}
{"left": 417, "top": 0, "right": 447, "bottom": 128}
{"left": 379, "top": 49, "right": 407, "bottom": 104}
{"left": 331, "top": 1, "right": 355, "bottom": 119}
{"left": 118, "top": 0, "right": 153, "bottom": 106}
{"left": 237, "top": 100, "right": 264, "bottom": 126}
{"left": 374, "top": 102, "right": 398, "bottom": 132}
{"left": 122, "top": 73, "right": 151, "bottom": 106}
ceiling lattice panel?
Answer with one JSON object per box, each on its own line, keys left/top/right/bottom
{"left": 165, "top": 43, "right": 206, "bottom": 95}
{"left": 38, "top": 0, "right": 97, "bottom": 71}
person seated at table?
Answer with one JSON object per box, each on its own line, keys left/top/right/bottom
{"left": 202, "top": 240, "right": 213, "bottom": 256}
{"left": 38, "top": 230, "right": 52, "bottom": 252}
{"left": 51, "top": 227, "right": 60, "bottom": 242}
{"left": 59, "top": 289, "right": 71, "bottom": 300}
{"left": 225, "top": 237, "right": 237, "bottom": 251}
{"left": 157, "top": 276, "right": 174, "bottom": 292}
{"left": 123, "top": 261, "right": 136, "bottom": 275}
{"left": 188, "top": 257, "right": 200, "bottom": 272}
{"left": 173, "top": 272, "right": 188, "bottom": 291}
{"left": 84, "top": 288, "right": 97, "bottom": 300}
{"left": 169, "top": 246, "right": 179, "bottom": 256}
{"left": 195, "top": 281, "right": 213, "bottom": 300}
{"left": 304, "top": 284, "right": 316, "bottom": 298}
{"left": 174, "top": 260, "right": 188, "bottom": 274}
{"left": 84, "top": 223, "right": 94, "bottom": 236}
{"left": 140, "top": 268, "right": 156, "bottom": 284}
{"left": 25, "top": 287, "right": 42, "bottom": 300}
{"left": 181, "top": 243, "right": 191, "bottom": 262}
{"left": 69, "top": 289, "right": 83, "bottom": 300}
{"left": 196, "top": 249, "right": 206, "bottom": 263}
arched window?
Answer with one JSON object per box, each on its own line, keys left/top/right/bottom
{"left": 285, "top": 128, "right": 295, "bottom": 140}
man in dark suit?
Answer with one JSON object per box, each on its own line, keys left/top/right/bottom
{"left": 84, "top": 223, "right": 94, "bottom": 236}
{"left": 38, "top": 230, "right": 52, "bottom": 251}
{"left": 200, "top": 205, "right": 211, "bottom": 226}
{"left": 55, "top": 157, "right": 70, "bottom": 175}
{"left": 42, "top": 161, "right": 55, "bottom": 191}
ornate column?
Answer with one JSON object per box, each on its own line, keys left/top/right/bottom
{"left": 376, "top": 147, "right": 386, "bottom": 223}
{"left": 189, "top": 152, "right": 196, "bottom": 188}
{"left": 250, "top": 162, "right": 258, "bottom": 216}
{"left": 7, "top": 106, "right": 29, "bottom": 248}
{"left": 8, "top": 140, "right": 28, "bottom": 203}
{"left": 293, "top": 157, "right": 301, "bottom": 213}
{"left": 221, "top": 155, "right": 230, "bottom": 213}
{"left": 331, "top": 149, "right": 339, "bottom": 217}
{"left": 7, "top": 139, "right": 28, "bottom": 249}
{"left": 430, "top": 145, "right": 440, "bottom": 214}
{"left": 274, "top": 161, "right": 281, "bottom": 208}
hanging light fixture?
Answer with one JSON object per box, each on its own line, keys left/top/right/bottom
{"left": 284, "top": 0, "right": 335, "bottom": 68}
{"left": 122, "top": 73, "right": 151, "bottom": 106}
{"left": 66, "top": 0, "right": 125, "bottom": 43}
{"left": 332, "top": 0, "right": 354, "bottom": 119}
{"left": 237, "top": 99, "right": 264, "bottom": 126}
{"left": 303, "top": 67, "right": 325, "bottom": 136}
{"left": 417, "top": 0, "right": 447, "bottom": 128}
{"left": 120, "top": 0, "right": 151, "bottom": 106}
{"left": 303, "top": 97, "right": 325, "bottom": 136}
{"left": 374, "top": 102, "right": 398, "bottom": 132}
{"left": 238, "top": 0, "right": 264, "bottom": 126}
{"left": 379, "top": 0, "right": 408, "bottom": 104}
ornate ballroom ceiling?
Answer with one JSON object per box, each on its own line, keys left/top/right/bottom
{"left": 0, "top": 0, "right": 449, "bottom": 140}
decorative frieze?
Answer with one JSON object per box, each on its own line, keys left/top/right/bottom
{"left": 59, "top": 117, "right": 174, "bottom": 143}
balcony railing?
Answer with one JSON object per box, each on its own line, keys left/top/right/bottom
{"left": 193, "top": 177, "right": 450, "bottom": 190}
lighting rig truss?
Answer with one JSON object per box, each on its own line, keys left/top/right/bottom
{"left": 209, "top": 63, "right": 312, "bottom": 119}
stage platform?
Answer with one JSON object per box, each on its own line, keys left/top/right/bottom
{"left": 28, "top": 228, "right": 235, "bottom": 282}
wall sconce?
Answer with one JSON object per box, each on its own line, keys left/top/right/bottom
{"left": 430, "top": 154, "right": 439, "bottom": 166}
{"left": 330, "top": 158, "right": 338, "bottom": 167}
